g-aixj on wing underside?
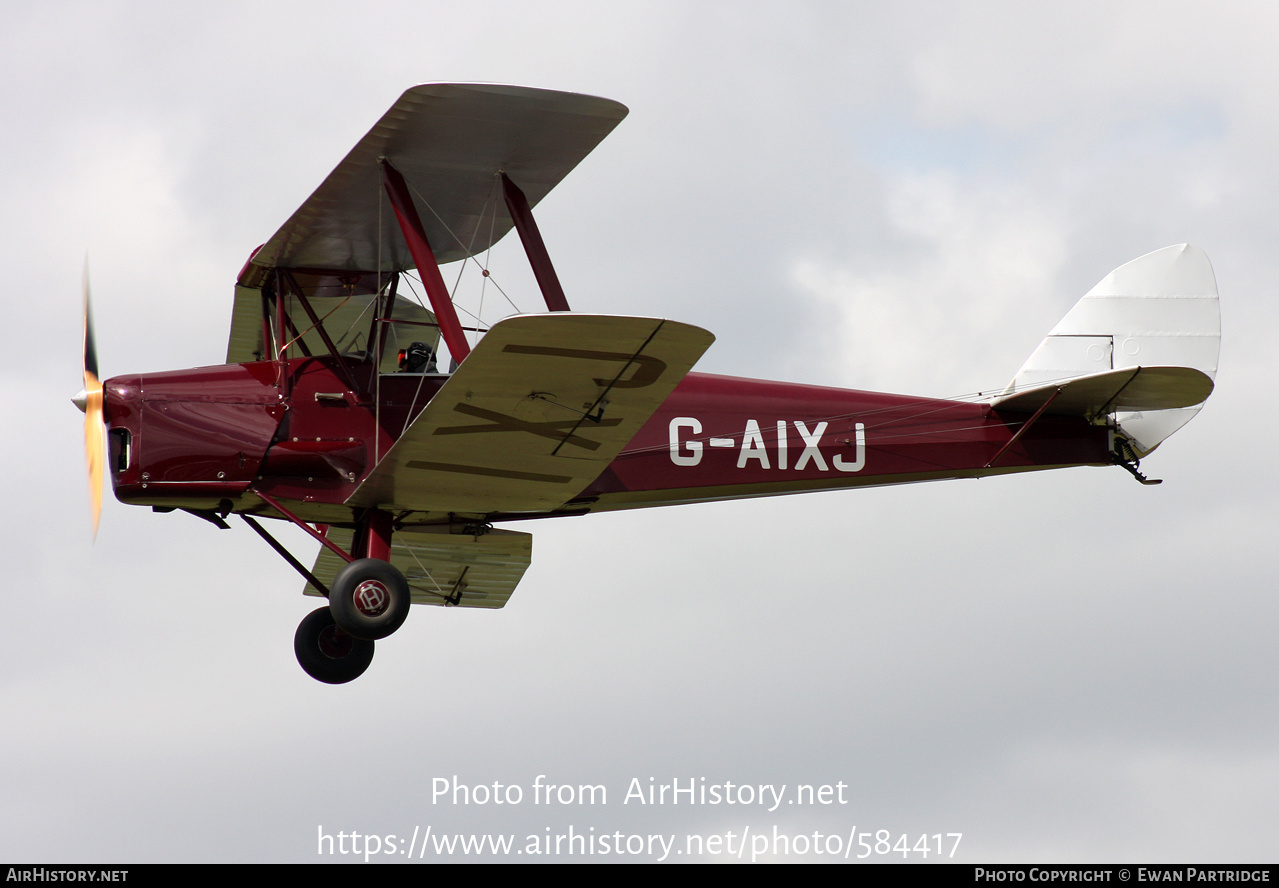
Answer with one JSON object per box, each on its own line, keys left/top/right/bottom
{"left": 347, "top": 313, "right": 715, "bottom": 515}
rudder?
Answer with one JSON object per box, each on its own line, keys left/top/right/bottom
{"left": 1001, "top": 244, "right": 1220, "bottom": 457}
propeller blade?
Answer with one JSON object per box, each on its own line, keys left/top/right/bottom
{"left": 83, "top": 260, "right": 98, "bottom": 381}
{"left": 81, "top": 260, "right": 104, "bottom": 538}
{"left": 84, "top": 380, "right": 104, "bottom": 537}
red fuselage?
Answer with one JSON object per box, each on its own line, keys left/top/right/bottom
{"left": 102, "top": 356, "right": 1110, "bottom": 527}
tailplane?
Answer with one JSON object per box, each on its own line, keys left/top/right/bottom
{"left": 996, "top": 244, "right": 1220, "bottom": 462}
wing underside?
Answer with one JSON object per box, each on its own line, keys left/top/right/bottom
{"left": 240, "top": 83, "right": 629, "bottom": 284}
{"left": 304, "top": 526, "right": 532, "bottom": 609}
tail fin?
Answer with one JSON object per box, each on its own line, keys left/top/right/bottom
{"left": 997, "top": 244, "right": 1220, "bottom": 458}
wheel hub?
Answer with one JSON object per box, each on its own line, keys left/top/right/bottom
{"left": 317, "top": 625, "right": 354, "bottom": 659}
{"left": 353, "top": 579, "right": 390, "bottom": 617}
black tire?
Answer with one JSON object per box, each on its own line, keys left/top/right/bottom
{"left": 294, "top": 606, "right": 374, "bottom": 684}
{"left": 328, "top": 558, "right": 411, "bottom": 641}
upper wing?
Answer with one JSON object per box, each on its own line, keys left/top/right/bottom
{"left": 237, "top": 83, "right": 628, "bottom": 286}
{"left": 347, "top": 313, "right": 715, "bottom": 514}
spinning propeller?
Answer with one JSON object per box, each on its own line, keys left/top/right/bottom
{"left": 72, "top": 262, "right": 104, "bottom": 538}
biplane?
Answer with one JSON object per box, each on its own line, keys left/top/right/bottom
{"left": 75, "top": 84, "right": 1220, "bottom": 683}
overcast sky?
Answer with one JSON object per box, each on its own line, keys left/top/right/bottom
{"left": 3, "top": 0, "right": 1276, "bottom": 863}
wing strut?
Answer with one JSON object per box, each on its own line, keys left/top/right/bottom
{"left": 501, "top": 173, "right": 570, "bottom": 312}
{"left": 280, "top": 270, "right": 363, "bottom": 394}
{"left": 380, "top": 159, "right": 471, "bottom": 363}
{"left": 242, "top": 514, "right": 332, "bottom": 596}
{"left": 253, "top": 489, "right": 354, "bottom": 564}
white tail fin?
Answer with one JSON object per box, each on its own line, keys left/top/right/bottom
{"left": 999, "top": 244, "right": 1220, "bottom": 457}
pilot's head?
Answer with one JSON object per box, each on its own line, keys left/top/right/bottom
{"left": 399, "top": 341, "right": 433, "bottom": 373}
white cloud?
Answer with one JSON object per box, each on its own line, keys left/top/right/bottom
{"left": 795, "top": 169, "right": 1069, "bottom": 394}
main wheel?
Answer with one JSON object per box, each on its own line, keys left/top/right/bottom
{"left": 328, "top": 558, "right": 411, "bottom": 640}
{"left": 294, "top": 606, "right": 374, "bottom": 684}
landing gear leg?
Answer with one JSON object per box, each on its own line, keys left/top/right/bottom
{"left": 328, "top": 508, "right": 411, "bottom": 640}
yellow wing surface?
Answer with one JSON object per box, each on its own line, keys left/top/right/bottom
{"left": 304, "top": 526, "right": 532, "bottom": 609}
{"left": 348, "top": 313, "right": 714, "bottom": 514}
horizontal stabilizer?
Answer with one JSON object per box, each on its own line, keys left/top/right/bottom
{"left": 304, "top": 526, "right": 532, "bottom": 609}
{"left": 992, "top": 366, "right": 1214, "bottom": 417}
{"left": 348, "top": 313, "right": 715, "bottom": 514}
